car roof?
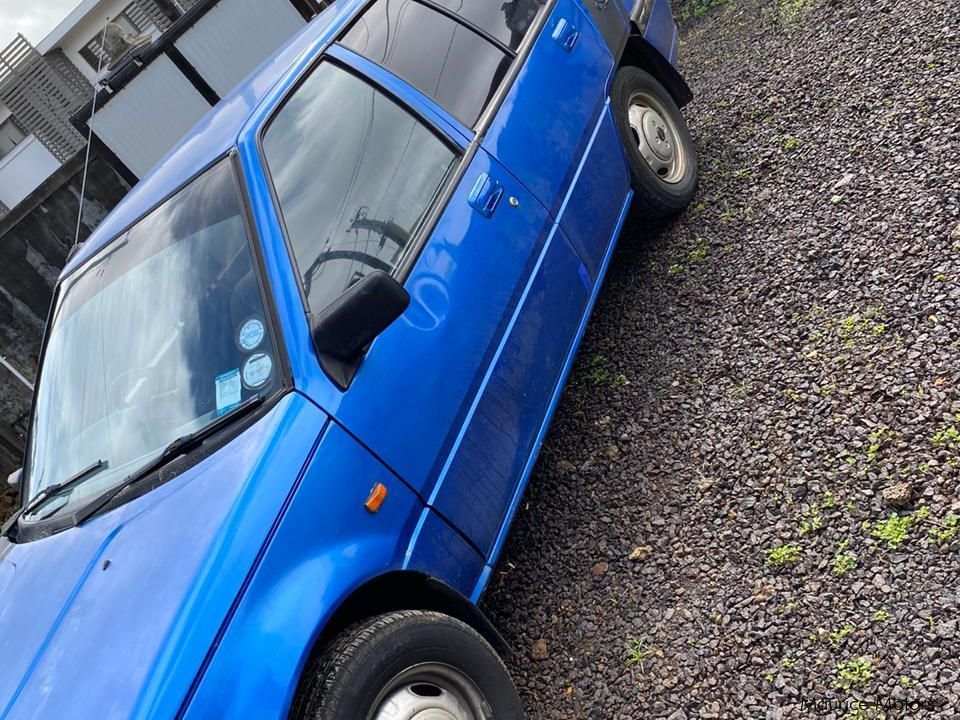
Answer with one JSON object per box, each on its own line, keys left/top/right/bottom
{"left": 63, "top": 0, "right": 357, "bottom": 277}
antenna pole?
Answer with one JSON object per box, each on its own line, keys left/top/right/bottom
{"left": 73, "top": 16, "right": 110, "bottom": 248}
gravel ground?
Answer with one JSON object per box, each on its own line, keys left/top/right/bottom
{"left": 483, "top": 0, "right": 960, "bottom": 718}
{"left": 2, "top": 1, "right": 957, "bottom": 716}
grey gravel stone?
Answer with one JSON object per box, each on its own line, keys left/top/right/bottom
{"left": 483, "top": 0, "right": 960, "bottom": 717}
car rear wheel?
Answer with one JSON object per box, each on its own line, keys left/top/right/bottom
{"left": 292, "top": 610, "right": 523, "bottom": 720}
{"left": 611, "top": 65, "right": 699, "bottom": 219}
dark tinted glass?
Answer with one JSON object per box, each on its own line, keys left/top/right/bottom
{"left": 263, "top": 63, "right": 457, "bottom": 313}
{"left": 341, "top": 0, "right": 511, "bottom": 126}
{"left": 432, "top": 0, "right": 547, "bottom": 51}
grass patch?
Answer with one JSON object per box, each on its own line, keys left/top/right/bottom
{"left": 834, "top": 657, "right": 874, "bottom": 690}
{"left": 688, "top": 238, "right": 709, "bottom": 263}
{"left": 833, "top": 551, "right": 857, "bottom": 576}
{"left": 781, "top": 136, "right": 803, "bottom": 152}
{"left": 677, "top": 0, "right": 730, "bottom": 21}
{"left": 928, "top": 513, "right": 959, "bottom": 543}
{"left": 766, "top": 543, "right": 802, "bottom": 567}
{"left": 932, "top": 424, "right": 960, "bottom": 448}
{"left": 625, "top": 638, "right": 656, "bottom": 672}
{"left": 585, "top": 355, "right": 627, "bottom": 388}
{"left": 780, "top": 0, "right": 814, "bottom": 21}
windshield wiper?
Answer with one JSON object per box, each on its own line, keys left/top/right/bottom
{"left": 2, "top": 459, "right": 107, "bottom": 536}
{"left": 73, "top": 394, "right": 266, "bottom": 526}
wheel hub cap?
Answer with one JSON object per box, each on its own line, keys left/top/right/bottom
{"left": 372, "top": 664, "right": 487, "bottom": 720}
{"left": 626, "top": 93, "right": 686, "bottom": 184}
{"left": 375, "top": 683, "right": 469, "bottom": 720}
{"left": 641, "top": 109, "right": 673, "bottom": 162}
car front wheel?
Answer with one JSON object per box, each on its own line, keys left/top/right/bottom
{"left": 292, "top": 610, "right": 523, "bottom": 720}
{"left": 611, "top": 65, "right": 699, "bottom": 219}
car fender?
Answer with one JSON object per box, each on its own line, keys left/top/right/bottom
{"left": 179, "top": 421, "right": 490, "bottom": 719}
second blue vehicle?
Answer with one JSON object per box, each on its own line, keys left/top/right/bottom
{"left": 0, "top": 0, "right": 698, "bottom": 717}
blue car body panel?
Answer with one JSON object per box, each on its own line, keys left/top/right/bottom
{"left": 179, "top": 422, "right": 428, "bottom": 719}
{"left": 2, "top": 0, "right": 685, "bottom": 717}
{"left": 0, "top": 394, "right": 326, "bottom": 720}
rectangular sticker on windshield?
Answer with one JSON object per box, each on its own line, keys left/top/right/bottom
{"left": 215, "top": 369, "right": 242, "bottom": 416}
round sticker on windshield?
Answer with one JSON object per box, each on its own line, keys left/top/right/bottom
{"left": 242, "top": 353, "right": 273, "bottom": 389}
{"left": 237, "top": 317, "right": 265, "bottom": 351}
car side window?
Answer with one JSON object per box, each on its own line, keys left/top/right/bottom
{"left": 262, "top": 62, "right": 457, "bottom": 314}
{"left": 431, "top": 0, "right": 547, "bottom": 51}
{"left": 340, "top": 0, "right": 513, "bottom": 127}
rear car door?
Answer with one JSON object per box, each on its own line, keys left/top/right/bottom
{"left": 483, "top": 0, "right": 632, "bottom": 280}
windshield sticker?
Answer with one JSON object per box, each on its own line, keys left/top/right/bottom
{"left": 242, "top": 353, "right": 273, "bottom": 389}
{"left": 215, "top": 369, "right": 242, "bottom": 416}
{"left": 237, "top": 317, "right": 266, "bottom": 351}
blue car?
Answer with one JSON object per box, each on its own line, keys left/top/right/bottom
{"left": 0, "top": 1, "right": 697, "bottom": 717}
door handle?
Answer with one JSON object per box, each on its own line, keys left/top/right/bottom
{"left": 468, "top": 173, "right": 504, "bottom": 218}
{"left": 552, "top": 18, "right": 579, "bottom": 52}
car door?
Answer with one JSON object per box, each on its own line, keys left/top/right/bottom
{"left": 483, "top": 0, "right": 632, "bottom": 280}
{"left": 260, "top": 0, "right": 597, "bottom": 561}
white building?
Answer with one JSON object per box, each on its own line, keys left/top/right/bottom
{"left": 0, "top": 0, "right": 322, "bottom": 218}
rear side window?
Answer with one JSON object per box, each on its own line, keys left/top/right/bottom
{"left": 262, "top": 63, "right": 457, "bottom": 314}
{"left": 341, "top": 0, "right": 512, "bottom": 127}
{"left": 432, "top": 0, "right": 547, "bottom": 51}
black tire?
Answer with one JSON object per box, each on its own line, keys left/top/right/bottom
{"left": 292, "top": 610, "right": 523, "bottom": 719}
{"left": 610, "top": 65, "right": 699, "bottom": 219}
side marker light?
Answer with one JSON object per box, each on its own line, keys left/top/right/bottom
{"left": 365, "top": 483, "right": 388, "bottom": 513}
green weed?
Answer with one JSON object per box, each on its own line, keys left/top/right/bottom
{"left": 869, "top": 514, "right": 913, "bottom": 549}
{"left": 834, "top": 657, "right": 874, "bottom": 690}
{"left": 625, "top": 638, "right": 656, "bottom": 672}
{"left": 766, "top": 543, "right": 802, "bottom": 567}
{"left": 829, "top": 623, "right": 855, "bottom": 647}
{"left": 833, "top": 551, "right": 857, "bottom": 576}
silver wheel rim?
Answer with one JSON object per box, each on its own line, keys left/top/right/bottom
{"left": 370, "top": 663, "right": 489, "bottom": 720}
{"left": 626, "top": 90, "right": 688, "bottom": 184}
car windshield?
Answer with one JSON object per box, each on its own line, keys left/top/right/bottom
{"left": 21, "top": 159, "right": 279, "bottom": 520}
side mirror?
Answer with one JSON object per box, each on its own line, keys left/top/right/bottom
{"left": 310, "top": 271, "right": 410, "bottom": 390}
{"left": 7, "top": 468, "right": 21, "bottom": 490}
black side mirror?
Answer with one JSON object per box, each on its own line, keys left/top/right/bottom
{"left": 310, "top": 270, "right": 410, "bottom": 390}
{"left": 7, "top": 468, "right": 21, "bottom": 490}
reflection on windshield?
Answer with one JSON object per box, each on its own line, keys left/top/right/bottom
{"left": 23, "top": 159, "right": 277, "bottom": 517}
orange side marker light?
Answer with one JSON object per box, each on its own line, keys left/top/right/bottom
{"left": 364, "top": 483, "right": 388, "bottom": 513}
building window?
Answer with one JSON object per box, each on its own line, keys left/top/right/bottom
{"left": 0, "top": 117, "right": 26, "bottom": 161}
{"left": 78, "top": 8, "right": 151, "bottom": 71}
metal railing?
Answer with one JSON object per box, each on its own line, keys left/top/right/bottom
{"left": 0, "top": 36, "right": 91, "bottom": 166}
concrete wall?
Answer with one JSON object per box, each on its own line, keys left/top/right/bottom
{"left": 0, "top": 151, "right": 131, "bottom": 486}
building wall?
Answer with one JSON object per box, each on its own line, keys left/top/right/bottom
{"left": 0, "top": 136, "right": 61, "bottom": 209}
